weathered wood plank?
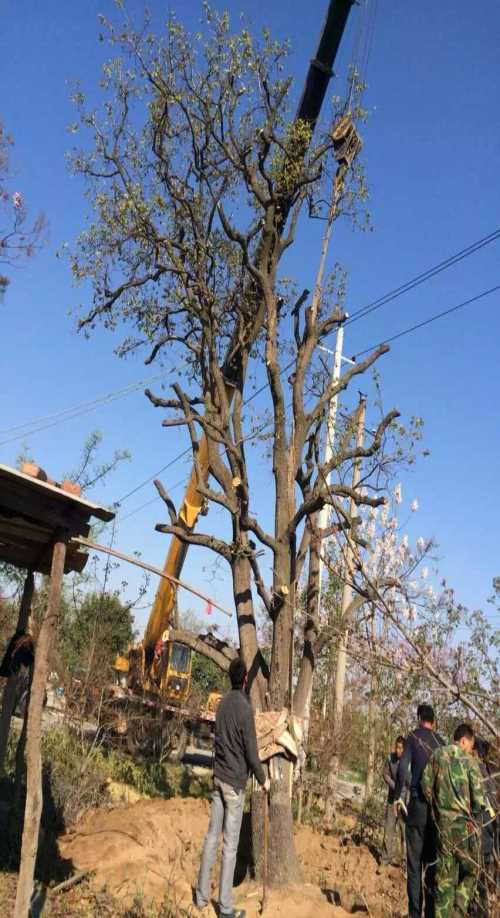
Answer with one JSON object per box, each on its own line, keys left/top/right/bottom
{"left": 14, "top": 540, "right": 67, "bottom": 918}
{"left": 0, "top": 463, "right": 113, "bottom": 522}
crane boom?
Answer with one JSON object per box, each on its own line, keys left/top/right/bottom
{"left": 143, "top": 0, "right": 355, "bottom": 653}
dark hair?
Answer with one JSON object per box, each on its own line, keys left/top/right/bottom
{"left": 395, "top": 736, "right": 405, "bottom": 747}
{"left": 229, "top": 657, "right": 247, "bottom": 690}
{"left": 453, "top": 723, "right": 474, "bottom": 743}
{"left": 417, "top": 704, "right": 435, "bottom": 725}
{"left": 473, "top": 737, "right": 490, "bottom": 760}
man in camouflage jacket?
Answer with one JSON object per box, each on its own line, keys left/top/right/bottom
{"left": 421, "top": 723, "right": 485, "bottom": 918}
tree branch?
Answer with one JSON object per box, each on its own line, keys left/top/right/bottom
{"left": 167, "top": 628, "right": 237, "bottom": 672}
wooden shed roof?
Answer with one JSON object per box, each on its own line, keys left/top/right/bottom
{"left": 0, "top": 463, "right": 115, "bottom": 575}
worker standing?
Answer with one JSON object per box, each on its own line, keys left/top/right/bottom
{"left": 379, "top": 736, "right": 407, "bottom": 869}
{"left": 421, "top": 724, "right": 485, "bottom": 918}
{"left": 394, "top": 703, "right": 445, "bottom": 918}
{"left": 195, "top": 657, "right": 269, "bottom": 918}
{"left": 470, "top": 737, "right": 497, "bottom": 918}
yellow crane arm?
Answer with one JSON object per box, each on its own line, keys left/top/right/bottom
{"left": 143, "top": 435, "right": 209, "bottom": 651}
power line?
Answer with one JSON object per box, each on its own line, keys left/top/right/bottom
{"left": 3, "top": 224, "right": 494, "bottom": 538}
{"left": 0, "top": 371, "right": 171, "bottom": 448}
{"left": 113, "top": 230, "right": 500, "bottom": 507}
{"left": 346, "top": 227, "right": 500, "bottom": 328}
{"left": 351, "top": 283, "right": 500, "bottom": 360}
{"left": 125, "top": 279, "right": 500, "bottom": 513}
{"left": 120, "top": 476, "right": 187, "bottom": 521}
{"left": 117, "top": 276, "right": 499, "bottom": 521}
{"left": 0, "top": 374, "right": 161, "bottom": 436}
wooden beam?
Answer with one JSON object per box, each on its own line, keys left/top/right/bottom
{"left": 168, "top": 628, "right": 237, "bottom": 671}
{"left": 14, "top": 539, "right": 67, "bottom": 918}
{"left": 0, "top": 482, "right": 91, "bottom": 536}
{"left": 0, "top": 463, "right": 114, "bottom": 523}
{"left": 73, "top": 536, "right": 233, "bottom": 619}
{"left": 0, "top": 542, "right": 88, "bottom": 575}
{"left": 0, "top": 515, "right": 54, "bottom": 545}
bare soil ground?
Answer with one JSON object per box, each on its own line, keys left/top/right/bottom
{"left": 50, "top": 796, "right": 406, "bottom": 917}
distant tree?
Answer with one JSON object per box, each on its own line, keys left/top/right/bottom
{"left": 191, "top": 648, "right": 228, "bottom": 697}
{"left": 0, "top": 592, "right": 16, "bottom": 650}
{"left": 62, "top": 430, "right": 131, "bottom": 493}
{"left": 58, "top": 591, "right": 135, "bottom": 681}
{"left": 0, "top": 121, "right": 47, "bottom": 297}
{"left": 178, "top": 610, "right": 229, "bottom": 696}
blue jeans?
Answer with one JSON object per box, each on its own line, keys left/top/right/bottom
{"left": 196, "top": 777, "right": 245, "bottom": 915}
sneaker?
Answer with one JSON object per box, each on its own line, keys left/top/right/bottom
{"left": 219, "top": 911, "right": 246, "bottom": 918}
{"left": 191, "top": 890, "right": 211, "bottom": 914}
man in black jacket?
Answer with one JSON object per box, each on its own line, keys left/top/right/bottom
{"left": 380, "top": 736, "right": 407, "bottom": 868}
{"left": 195, "top": 657, "right": 269, "bottom": 918}
{"left": 394, "top": 704, "right": 445, "bottom": 918}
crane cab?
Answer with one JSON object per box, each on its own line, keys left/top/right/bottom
{"left": 114, "top": 631, "right": 192, "bottom": 706}
{"left": 158, "top": 639, "right": 192, "bottom": 705}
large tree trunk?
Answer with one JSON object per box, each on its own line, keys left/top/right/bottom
{"left": 293, "top": 530, "right": 321, "bottom": 827}
{"left": 268, "top": 757, "right": 300, "bottom": 883}
{"left": 268, "top": 549, "right": 301, "bottom": 883}
{"left": 232, "top": 556, "right": 267, "bottom": 710}
{"left": 14, "top": 540, "right": 66, "bottom": 918}
{"left": 365, "top": 692, "right": 376, "bottom": 798}
{"left": 235, "top": 546, "right": 300, "bottom": 885}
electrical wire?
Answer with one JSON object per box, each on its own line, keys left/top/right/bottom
{"left": 345, "top": 227, "right": 500, "bottom": 328}
{"left": 118, "top": 279, "right": 500, "bottom": 515}
{"left": 0, "top": 373, "right": 163, "bottom": 437}
{"left": 0, "top": 370, "right": 175, "bottom": 448}
{"left": 113, "top": 229, "right": 500, "bottom": 507}
{"left": 347, "top": 0, "right": 369, "bottom": 109}
{"left": 115, "top": 450, "right": 192, "bottom": 506}
{"left": 358, "top": 0, "right": 378, "bottom": 87}
{"left": 351, "top": 283, "right": 500, "bottom": 360}
{"left": 119, "top": 477, "right": 186, "bottom": 521}
{"left": 10, "top": 229, "right": 495, "bottom": 506}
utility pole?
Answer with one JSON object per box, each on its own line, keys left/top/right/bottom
{"left": 324, "top": 393, "right": 366, "bottom": 824}
{"left": 365, "top": 605, "right": 377, "bottom": 798}
{"left": 316, "top": 324, "right": 356, "bottom": 620}
{"left": 316, "top": 324, "right": 343, "bottom": 618}
{"left": 316, "top": 327, "right": 354, "bottom": 722}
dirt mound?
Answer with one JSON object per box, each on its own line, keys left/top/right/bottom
{"left": 59, "top": 796, "right": 404, "bottom": 916}
{"left": 295, "top": 825, "right": 406, "bottom": 916}
{"left": 59, "top": 796, "right": 208, "bottom": 908}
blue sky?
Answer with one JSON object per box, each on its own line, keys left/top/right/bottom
{"left": 1, "top": 0, "right": 499, "bottom": 637}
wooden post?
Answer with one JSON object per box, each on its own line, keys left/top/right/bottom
{"left": 325, "top": 395, "right": 367, "bottom": 826}
{"left": 14, "top": 540, "right": 66, "bottom": 918}
{"left": 0, "top": 570, "right": 34, "bottom": 774}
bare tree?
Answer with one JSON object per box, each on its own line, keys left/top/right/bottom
{"left": 324, "top": 492, "right": 500, "bottom": 742}
{"left": 0, "top": 121, "right": 47, "bottom": 296}
{"left": 69, "top": 7, "right": 398, "bottom": 882}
